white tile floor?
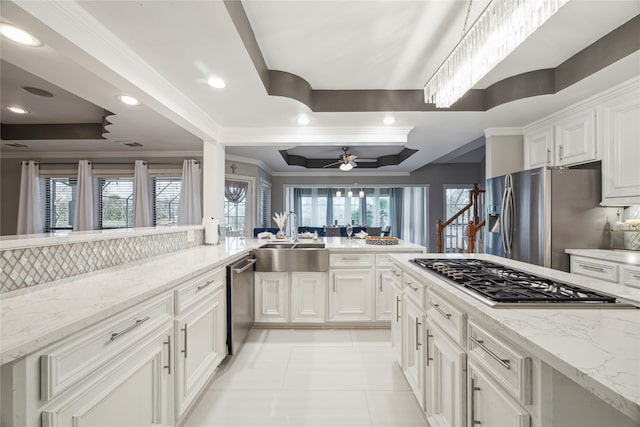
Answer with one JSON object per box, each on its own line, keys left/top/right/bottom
{"left": 182, "top": 328, "right": 429, "bottom": 427}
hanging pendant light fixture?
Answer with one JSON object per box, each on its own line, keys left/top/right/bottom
{"left": 347, "top": 190, "right": 353, "bottom": 198}
{"left": 359, "top": 189, "right": 365, "bottom": 198}
{"left": 336, "top": 190, "right": 342, "bottom": 197}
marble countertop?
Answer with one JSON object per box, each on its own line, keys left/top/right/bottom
{"left": 0, "top": 236, "right": 423, "bottom": 365}
{"left": 566, "top": 248, "right": 640, "bottom": 265}
{"left": 389, "top": 253, "right": 640, "bottom": 422}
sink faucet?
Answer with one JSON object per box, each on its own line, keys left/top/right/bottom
{"left": 287, "top": 211, "right": 298, "bottom": 242}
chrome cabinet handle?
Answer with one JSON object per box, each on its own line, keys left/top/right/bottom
{"left": 546, "top": 148, "right": 551, "bottom": 164}
{"left": 232, "top": 258, "right": 256, "bottom": 273}
{"left": 182, "top": 324, "right": 188, "bottom": 358}
{"left": 559, "top": 144, "right": 564, "bottom": 161}
{"left": 164, "top": 335, "right": 171, "bottom": 374}
{"left": 430, "top": 302, "right": 451, "bottom": 319}
{"left": 406, "top": 282, "right": 419, "bottom": 291}
{"left": 333, "top": 277, "right": 336, "bottom": 293}
{"left": 578, "top": 263, "right": 605, "bottom": 273}
{"left": 396, "top": 297, "right": 401, "bottom": 322}
{"left": 197, "top": 279, "right": 217, "bottom": 292}
{"left": 425, "top": 329, "right": 433, "bottom": 366}
{"left": 415, "top": 318, "right": 422, "bottom": 351}
{"left": 110, "top": 317, "right": 150, "bottom": 341}
{"left": 380, "top": 273, "right": 384, "bottom": 292}
{"left": 471, "top": 377, "right": 481, "bottom": 425}
{"left": 342, "top": 257, "right": 361, "bottom": 261}
{"left": 632, "top": 273, "right": 640, "bottom": 280}
{"left": 470, "top": 336, "right": 511, "bottom": 370}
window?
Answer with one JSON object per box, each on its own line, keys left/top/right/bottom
{"left": 98, "top": 178, "right": 134, "bottom": 229}
{"left": 153, "top": 177, "right": 181, "bottom": 226}
{"left": 443, "top": 185, "right": 474, "bottom": 253}
{"left": 42, "top": 177, "right": 77, "bottom": 231}
{"left": 225, "top": 179, "right": 251, "bottom": 235}
{"left": 258, "top": 180, "right": 271, "bottom": 227}
{"left": 445, "top": 186, "right": 472, "bottom": 218}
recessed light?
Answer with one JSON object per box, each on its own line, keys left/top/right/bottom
{"left": 117, "top": 95, "right": 139, "bottom": 106}
{"left": 297, "top": 115, "right": 310, "bottom": 125}
{"left": 383, "top": 116, "right": 396, "bottom": 125}
{"left": 0, "top": 24, "right": 41, "bottom": 46}
{"left": 207, "top": 76, "right": 226, "bottom": 89}
{"left": 22, "top": 86, "right": 54, "bottom": 98}
{"left": 6, "top": 105, "right": 29, "bottom": 114}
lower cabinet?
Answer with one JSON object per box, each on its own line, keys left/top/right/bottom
{"left": 254, "top": 272, "right": 290, "bottom": 323}
{"left": 391, "top": 281, "right": 403, "bottom": 365}
{"left": 290, "top": 272, "right": 326, "bottom": 323}
{"left": 424, "top": 319, "right": 466, "bottom": 427}
{"left": 375, "top": 269, "right": 395, "bottom": 321}
{"left": 402, "top": 296, "right": 424, "bottom": 409}
{"left": 328, "top": 269, "right": 373, "bottom": 321}
{"left": 41, "top": 322, "right": 174, "bottom": 427}
{"left": 468, "top": 361, "right": 531, "bottom": 427}
{"left": 174, "top": 286, "right": 226, "bottom": 419}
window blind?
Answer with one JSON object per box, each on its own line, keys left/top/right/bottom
{"left": 41, "top": 177, "right": 77, "bottom": 232}
{"left": 98, "top": 177, "right": 134, "bottom": 229}
{"left": 153, "top": 177, "right": 181, "bottom": 226}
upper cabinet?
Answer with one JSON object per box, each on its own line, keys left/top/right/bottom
{"left": 554, "top": 109, "right": 597, "bottom": 166}
{"left": 524, "top": 127, "right": 553, "bottom": 169}
{"left": 601, "top": 88, "right": 640, "bottom": 205}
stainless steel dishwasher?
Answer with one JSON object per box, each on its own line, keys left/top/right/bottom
{"left": 226, "top": 255, "right": 256, "bottom": 355}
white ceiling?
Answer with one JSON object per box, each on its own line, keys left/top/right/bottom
{"left": 1, "top": 0, "right": 639, "bottom": 172}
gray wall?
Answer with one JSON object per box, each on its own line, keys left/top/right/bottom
{"left": 270, "top": 162, "right": 484, "bottom": 251}
{"left": 1, "top": 158, "right": 22, "bottom": 236}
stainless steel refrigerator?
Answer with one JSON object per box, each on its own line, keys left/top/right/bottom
{"left": 486, "top": 166, "right": 618, "bottom": 272}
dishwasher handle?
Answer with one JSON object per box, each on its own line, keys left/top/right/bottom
{"left": 232, "top": 258, "right": 256, "bottom": 273}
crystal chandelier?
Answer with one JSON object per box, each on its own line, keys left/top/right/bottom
{"left": 424, "top": 0, "right": 568, "bottom": 108}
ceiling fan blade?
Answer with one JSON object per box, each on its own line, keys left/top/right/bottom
{"left": 323, "top": 161, "right": 341, "bottom": 168}
{"left": 353, "top": 158, "right": 377, "bottom": 163}
{"left": 345, "top": 154, "right": 357, "bottom": 161}
{"left": 349, "top": 160, "right": 358, "bottom": 168}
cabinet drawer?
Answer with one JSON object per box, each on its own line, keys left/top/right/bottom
{"left": 426, "top": 289, "right": 467, "bottom": 348}
{"left": 330, "top": 253, "right": 374, "bottom": 268}
{"left": 174, "top": 267, "right": 225, "bottom": 314}
{"left": 621, "top": 265, "right": 640, "bottom": 289}
{"left": 403, "top": 271, "right": 425, "bottom": 309}
{"left": 468, "top": 321, "right": 532, "bottom": 405}
{"left": 40, "top": 293, "right": 173, "bottom": 402}
{"left": 390, "top": 263, "right": 403, "bottom": 290}
{"left": 570, "top": 256, "right": 618, "bottom": 283}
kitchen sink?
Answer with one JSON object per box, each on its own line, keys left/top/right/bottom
{"left": 254, "top": 241, "right": 328, "bottom": 271}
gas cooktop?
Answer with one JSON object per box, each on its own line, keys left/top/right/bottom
{"left": 411, "top": 258, "right": 637, "bottom": 308}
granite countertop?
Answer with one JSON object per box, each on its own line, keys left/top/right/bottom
{"left": 566, "top": 248, "right": 640, "bottom": 265}
{"left": 0, "top": 237, "right": 423, "bottom": 365}
{"left": 389, "top": 253, "right": 640, "bottom": 423}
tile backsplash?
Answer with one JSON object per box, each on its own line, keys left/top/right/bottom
{"left": 0, "top": 229, "right": 204, "bottom": 293}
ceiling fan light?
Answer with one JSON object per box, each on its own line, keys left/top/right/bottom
{"left": 339, "top": 162, "right": 353, "bottom": 171}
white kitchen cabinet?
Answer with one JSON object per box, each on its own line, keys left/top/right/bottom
{"left": 328, "top": 269, "right": 373, "bottom": 321}
{"left": 601, "top": 87, "right": 640, "bottom": 205}
{"left": 402, "top": 296, "right": 424, "bottom": 409}
{"left": 424, "top": 319, "right": 466, "bottom": 427}
{"left": 41, "top": 323, "right": 173, "bottom": 427}
{"left": 468, "top": 361, "right": 530, "bottom": 427}
{"left": 554, "top": 109, "right": 597, "bottom": 166}
{"left": 524, "top": 126, "right": 553, "bottom": 169}
{"left": 290, "top": 272, "right": 326, "bottom": 323}
{"left": 254, "top": 272, "right": 289, "bottom": 323}
{"left": 375, "top": 268, "right": 394, "bottom": 321}
{"left": 174, "top": 286, "right": 226, "bottom": 419}
{"left": 391, "top": 270, "right": 403, "bottom": 365}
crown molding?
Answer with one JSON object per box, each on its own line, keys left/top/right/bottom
{"left": 12, "top": 0, "right": 222, "bottom": 142}
{"left": 271, "top": 171, "right": 410, "bottom": 177}
{"left": 484, "top": 127, "right": 524, "bottom": 138}
{"left": 220, "top": 126, "right": 414, "bottom": 145}
{"left": 0, "top": 150, "right": 203, "bottom": 160}
{"left": 225, "top": 154, "right": 274, "bottom": 175}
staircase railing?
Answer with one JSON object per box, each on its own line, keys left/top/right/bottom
{"left": 437, "top": 183, "right": 485, "bottom": 253}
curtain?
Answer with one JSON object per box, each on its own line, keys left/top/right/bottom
{"left": 178, "top": 160, "right": 202, "bottom": 225}
{"left": 16, "top": 160, "right": 44, "bottom": 234}
{"left": 401, "top": 187, "right": 427, "bottom": 247}
{"left": 326, "top": 188, "right": 334, "bottom": 226}
{"left": 359, "top": 191, "right": 367, "bottom": 225}
{"left": 73, "top": 160, "right": 95, "bottom": 231}
{"left": 224, "top": 180, "right": 247, "bottom": 204}
{"left": 133, "top": 160, "right": 151, "bottom": 227}
{"left": 389, "top": 188, "right": 403, "bottom": 238}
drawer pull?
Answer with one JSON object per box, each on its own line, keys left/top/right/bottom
{"left": 470, "top": 336, "right": 511, "bottom": 370}
{"left": 471, "top": 377, "right": 481, "bottom": 425}
{"left": 342, "top": 257, "right": 361, "bottom": 261}
{"left": 425, "top": 329, "right": 433, "bottom": 366}
{"left": 578, "top": 263, "right": 606, "bottom": 273}
{"left": 631, "top": 273, "right": 640, "bottom": 280}
{"left": 396, "top": 297, "right": 401, "bottom": 322}
{"left": 197, "top": 279, "right": 217, "bottom": 292}
{"left": 164, "top": 335, "right": 171, "bottom": 374}
{"left": 415, "top": 318, "right": 422, "bottom": 351}
{"left": 406, "top": 282, "right": 419, "bottom": 291}
{"left": 182, "top": 323, "right": 188, "bottom": 358}
{"left": 430, "top": 302, "right": 451, "bottom": 319}
{"left": 110, "top": 317, "right": 150, "bottom": 341}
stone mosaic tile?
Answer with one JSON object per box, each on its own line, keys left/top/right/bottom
{"left": 0, "top": 229, "right": 204, "bottom": 293}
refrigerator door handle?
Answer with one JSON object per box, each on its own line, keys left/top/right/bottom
{"left": 500, "top": 186, "right": 509, "bottom": 254}
{"left": 502, "top": 174, "right": 515, "bottom": 256}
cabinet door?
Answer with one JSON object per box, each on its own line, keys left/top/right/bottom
{"left": 391, "top": 285, "right": 403, "bottom": 365}
{"left": 425, "top": 320, "right": 466, "bottom": 427}
{"left": 41, "top": 324, "right": 173, "bottom": 427}
{"left": 524, "top": 127, "right": 553, "bottom": 169}
{"left": 602, "top": 89, "right": 640, "bottom": 204}
{"left": 375, "top": 269, "right": 394, "bottom": 321}
{"left": 290, "top": 272, "right": 326, "bottom": 323}
{"left": 554, "top": 110, "right": 597, "bottom": 166}
{"left": 175, "top": 288, "right": 226, "bottom": 418}
{"left": 254, "top": 272, "right": 289, "bottom": 323}
{"left": 328, "top": 269, "right": 373, "bottom": 321}
{"left": 468, "top": 362, "right": 530, "bottom": 427}
{"left": 402, "top": 297, "right": 424, "bottom": 409}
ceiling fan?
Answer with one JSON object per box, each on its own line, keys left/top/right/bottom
{"left": 323, "top": 147, "right": 375, "bottom": 171}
